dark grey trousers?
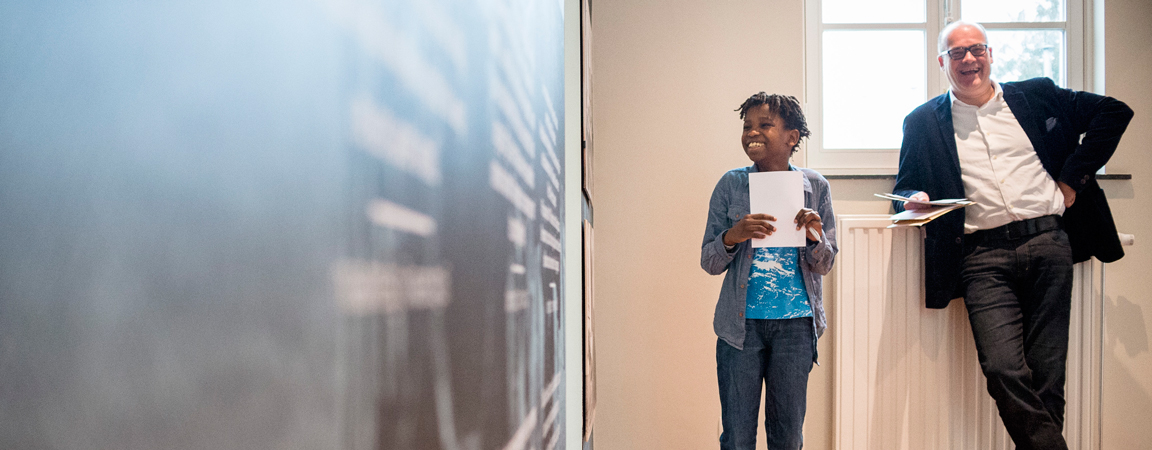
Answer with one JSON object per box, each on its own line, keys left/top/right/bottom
{"left": 961, "top": 228, "right": 1073, "bottom": 450}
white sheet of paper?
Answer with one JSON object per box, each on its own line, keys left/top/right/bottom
{"left": 748, "top": 171, "right": 806, "bottom": 248}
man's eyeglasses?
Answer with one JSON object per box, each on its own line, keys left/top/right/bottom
{"left": 940, "top": 43, "right": 990, "bottom": 60}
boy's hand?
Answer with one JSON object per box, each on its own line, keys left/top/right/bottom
{"left": 724, "top": 213, "right": 776, "bottom": 246}
{"left": 795, "top": 208, "right": 822, "bottom": 241}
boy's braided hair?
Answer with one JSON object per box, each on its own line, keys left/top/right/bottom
{"left": 735, "top": 92, "right": 811, "bottom": 153}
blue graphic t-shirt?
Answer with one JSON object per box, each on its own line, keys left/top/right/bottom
{"left": 745, "top": 246, "right": 812, "bottom": 319}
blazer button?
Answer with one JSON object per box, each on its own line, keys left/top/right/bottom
{"left": 739, "top": 312, "right": 744, "bottom": 318}
{"left": 956, "top": 237, "right": 962, "bottom": 244}
{"left": 740, "top": 284, "right": 746, "bottom": 289}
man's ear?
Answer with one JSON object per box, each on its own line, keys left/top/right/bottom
{"left": 938, "top": 55, "right": 945, "bottom": 68}
{"left": 788, "top": 129, "right": 800, "bottom": 148}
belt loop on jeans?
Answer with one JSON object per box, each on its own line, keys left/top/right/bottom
{"left": 969, "top": 215, "right": 1063, "bottom": 243}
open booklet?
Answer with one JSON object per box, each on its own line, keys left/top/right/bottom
{"left": 874, "top": 193, "right": 975, "bottom": 228}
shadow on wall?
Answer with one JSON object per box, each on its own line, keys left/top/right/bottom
{"left": 1103, "top": 296, "right": 1152, "bottom": 447}
{"left": 1106, "top": 295, "right": 1149, "bottom": 357}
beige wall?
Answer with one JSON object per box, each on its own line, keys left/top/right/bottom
{"left": 1099, "top": 0, "right": 1152, "bottom": 448}
{"left": 589, "top": 0, "right": 1152, "bottom": 448}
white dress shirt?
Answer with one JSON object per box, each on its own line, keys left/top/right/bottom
{"left": 951, "top": 82, "right": 1065, "bottom": 233}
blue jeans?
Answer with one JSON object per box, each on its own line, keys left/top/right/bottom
{"left": 717, "top": 318, "right": 814, "bottom": 450}
{"left": 961, "top": 228, "right": 1072, "bottom": 450}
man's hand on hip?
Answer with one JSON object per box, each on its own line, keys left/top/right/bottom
{"left": 1057, "top": 182, "right": 1076, "bottom": 208}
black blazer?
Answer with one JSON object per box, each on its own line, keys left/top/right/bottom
{"left": 893, "top": 77, "right": 1133, "bottom": 309}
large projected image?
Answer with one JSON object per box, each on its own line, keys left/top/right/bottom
{"left": 0, "top": 0, "right": 565, "bottom": 449}
{"left": 328, "top": 0, "right": 566, "bottom": 449}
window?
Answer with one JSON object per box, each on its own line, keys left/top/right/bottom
{"left": 803, "top": 0, "right": 1086, "bottom": 174}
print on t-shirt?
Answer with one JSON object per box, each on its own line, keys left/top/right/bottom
{"left": 745, "top": 246, "right": 811, "bottom": 320}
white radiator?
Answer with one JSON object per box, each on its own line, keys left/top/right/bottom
{"left": 832, "top": 215, "right": 1102, "bottom": 450}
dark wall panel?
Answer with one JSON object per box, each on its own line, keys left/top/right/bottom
{"left": 0, "top": 1, "right": 565, "bottom": 449}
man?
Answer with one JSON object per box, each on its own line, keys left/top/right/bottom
{"left": 893, "top": 21, "right": 1132, "bottom": 450}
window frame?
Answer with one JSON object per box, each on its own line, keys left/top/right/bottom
{"left": 801, "top": 0, "right": 1089, "bottom": 175}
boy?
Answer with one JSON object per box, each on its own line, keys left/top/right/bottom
{"left": 700, "top": 93, "right": 837, "bottom": 450}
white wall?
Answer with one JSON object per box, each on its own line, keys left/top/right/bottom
{"left": 1099, "top": 0, "right": 1152, "bottom": 448}
{"left": 589, "top": 0, "right": 1152, "bottom": 448}
{"left": 590, "top": 1, "right": 818, "bottom": 448}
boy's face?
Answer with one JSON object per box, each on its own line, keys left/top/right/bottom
{"left": 742, "top": 104, "right": 798, "bottom": 170}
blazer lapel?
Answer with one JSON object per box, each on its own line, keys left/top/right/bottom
{"left": 1002, "top": 83, "right": 1044, "bottom": 150}
{"left": 933, "top": 94, "right": 961, "bottom": 171}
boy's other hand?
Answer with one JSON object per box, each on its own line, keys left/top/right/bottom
{"left": 725, "top": 213, "right": 776, "bottom": 245}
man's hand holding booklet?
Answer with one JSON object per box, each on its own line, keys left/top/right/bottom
{"left": 875, "top": 193, "right": 975, "bottom": 228}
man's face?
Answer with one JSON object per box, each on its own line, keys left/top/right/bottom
{"left": 742, "top": 104, "right": 798, "bottom": 169}
{"left": 939, "top": 25, "right": 993, "bottom": 102}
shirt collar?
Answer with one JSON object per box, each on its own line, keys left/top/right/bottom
{"left": 746, "top": 163, "right": 812, "bottom": 192}
{"left": 748, "top": 162, "right": 799, "bottom": 173}
{"left": 948, "top": 81, "right": 1003, "bottom": 108}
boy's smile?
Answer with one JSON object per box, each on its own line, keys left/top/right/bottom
{"left": 742, "top": 104, "right": 798, "bottom": 172}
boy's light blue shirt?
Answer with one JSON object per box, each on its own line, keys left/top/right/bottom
{"left": 746, "top": 246, "right": 812, "bottom": 319}
{"left": 700, "top": 164, "right": 837, "bottom": 356}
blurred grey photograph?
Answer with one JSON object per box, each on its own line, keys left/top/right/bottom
{"left": 5, "top": 0, "right": 1152, "bottom": 449}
